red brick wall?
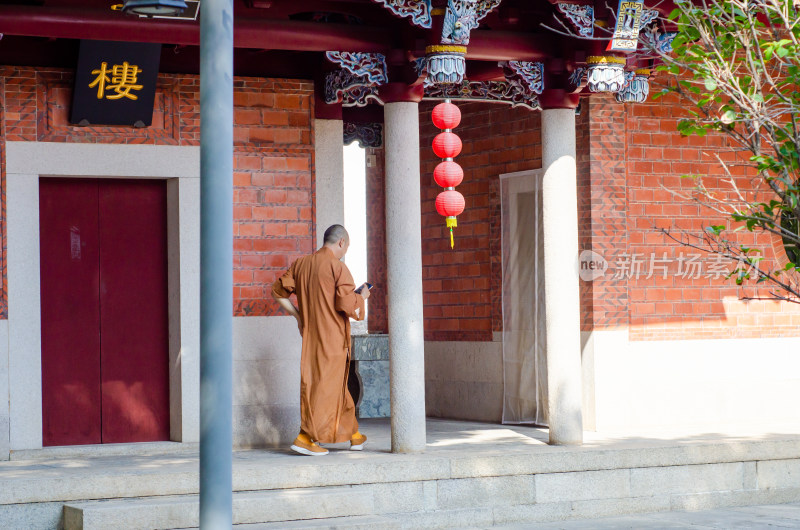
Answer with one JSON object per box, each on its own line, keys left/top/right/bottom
{"left": 419, "top": 101, "right": 542, "bottom": 341}
{"left": 622, "top": 82, "right": 800, "bottom": 339}
{"left": 579, "top": 96, "right": 631, "bottom": 331}
{"left": 576, "top": 99, "right": 593, "bottom": 331}
{"left": 230, "top": 79, "right": 315, "bottom": 316}
{"left": 0, "top": 66, "right": 315, "bottom": 318}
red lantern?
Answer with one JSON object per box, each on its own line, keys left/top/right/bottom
{"left": 433, "top": 161, "right": 464, "bottom": 188}
{"left": 431, "top": 99, "right": 464, "bottom": 249}
{"left": 435, "top": 190, "right": 465, "bottom": 217}
{"left": 432, "top": 132, "right": 462, "bottom": 159}
{"left": 432, "top": 101, "right": 462, "bottom": 130}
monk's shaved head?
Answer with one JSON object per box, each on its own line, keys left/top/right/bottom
{"left": 323, "top": 224, "right": 349, "bottom": 245}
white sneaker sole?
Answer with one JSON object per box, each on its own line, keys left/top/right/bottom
{"left": 291, "top": 444, "right": 328, "bottom": 456}
{"left": 350, "top": 442, "right": 366, "bottom": 451}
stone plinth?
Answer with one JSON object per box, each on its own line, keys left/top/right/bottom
{"left": 351, "top": 334, "right": 389, "bottom": 419}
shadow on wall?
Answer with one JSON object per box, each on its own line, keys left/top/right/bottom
{"left": 232, "top": 315, "right": 301, "bottom": 448}
{"left": 424, "top": 339, "right": 504, "bottom": 424}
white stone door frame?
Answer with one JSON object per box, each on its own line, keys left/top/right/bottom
{"left": 6, "top": 141, "right": 200, "bottom": 450}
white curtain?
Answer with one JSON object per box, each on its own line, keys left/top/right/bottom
{"left": 501, "top": 172, "right": 548, "bottom": 426}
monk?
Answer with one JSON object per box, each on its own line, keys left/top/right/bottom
{"left": 271, "top": 224, "right": 371, "bottom": 456}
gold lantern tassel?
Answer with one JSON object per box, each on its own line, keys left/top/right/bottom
{"left": 446, "top": 216, "right": 457, "bottom": 249}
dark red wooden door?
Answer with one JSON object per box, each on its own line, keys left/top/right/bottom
{"left": 40, "top": 178, "right": 169, "bottom": 446}
{"left": 99, "top": 179, "right": 170, "bottom": 443}
{"left": 40, "top": 179, "right": 102, "bottom": 446}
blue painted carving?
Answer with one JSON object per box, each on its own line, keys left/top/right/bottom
{"left": 325, "top": 52, "right": 388, "bottom": 85}
{"left": 342, "top": 86, "right": 384, "bottom": 107}
{"left": 640, "top": 8, "right": 660, "bottom": 28}
{"left": 569, "top": 66, "right": 587, "bottom": 89}
{"left": 325, "top": 70, "right": 363, "bottom": 104}
{"left": 441, "top": 0, "right": 502, "bottom": 45}
{"left": 656, "top": 31, "right": 677, "bottom": 53}
{"left": 502, "top": 61, "right": 545, "bottom": 95}
{"left": 586, "top": 57, "right": 626, "bottom": 93}
{"left": 642, "top": 29, "right": 677, "bottom": 54}
{"left": 344, "top": 122, "right": 383, "bottom": 148}
{"left": 615, "top": 70, "right": 650, "bottom": 103}
{"left": 371, "top": 0, "right": 432, "bottom": 28}
{"left": 427, "top": 51, "right": 466, "bottom": 85}
{"left": 425, "top": 80, "right": 541, "bottom": 110}
{"left": 587, "top": 64, "right": 625, "bottom": 92}
{"left": 324, "top": 51, "right": 387, "bottom": 106}
{"left": 557, "top": 3, "right": 594, "bottom": 38}
{"left": 414, "top": 57, "right": 429, "bottom": 79}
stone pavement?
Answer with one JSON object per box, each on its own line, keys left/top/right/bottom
{"left": 490, "top": 502, "right": 800, "bottom": 529}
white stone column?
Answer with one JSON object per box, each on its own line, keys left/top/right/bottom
{"left": 313, "top": 119, "right": 345, "bottom": 248}
{"left": 384, "top": 101, "right": 426, "bottom": 453}
{"left": 541, "top": 108, "right": 583, "bottom": 445}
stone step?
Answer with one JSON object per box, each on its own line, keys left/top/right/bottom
{"left": 7, "top": 437, "right": 800, "bottom": 506}
{"left": 10, "top": 442, "right": 198, "bottom": 462}
{"left": 229, "top": 510, "right": 489, "bottom": 530}
{"left": 228, "top": 514, "right": 401, "bottom": 529}
{"left": 10, "top": 435, "right": 800, "bottom": 529}
{"left": 63, "top": 485, "right": 374, "bottom": 530}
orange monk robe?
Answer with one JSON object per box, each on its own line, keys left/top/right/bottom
{"left": 271, "top": 247, "right": 365, "bottom": 444}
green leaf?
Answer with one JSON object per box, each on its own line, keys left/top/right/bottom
{"left": 704, "top": 78, "right": 717, "bottom": 90}
{"left": 721, "top": 109, "right": 736, "bottom": 124}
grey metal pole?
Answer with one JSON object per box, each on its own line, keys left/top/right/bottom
{"left": 199, "top": 0, "right": 234, "bottom": 526}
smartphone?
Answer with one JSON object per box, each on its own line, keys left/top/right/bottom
{"left": 355, "top": 282, "right": 374, "bottom": 294}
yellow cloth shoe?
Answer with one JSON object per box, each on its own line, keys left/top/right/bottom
{"left": 350, "top": 432, "right": 367, "bottom": 451}
{"left": 290, "top": 433, "right": 329, "bottom": 456}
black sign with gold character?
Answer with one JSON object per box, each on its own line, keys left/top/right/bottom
{"left": 70, "top": 40, "right": 162, "bottom": 127}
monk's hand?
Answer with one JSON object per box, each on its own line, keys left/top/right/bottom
{"left": 359, "top": 283, "right": 371, "bottom": 300}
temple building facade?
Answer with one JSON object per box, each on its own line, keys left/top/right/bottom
{"left": 0, "top": 0, "right": 798, "bottom": 460}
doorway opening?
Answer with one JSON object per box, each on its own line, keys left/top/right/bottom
{"left": 343, "top": 142, "right": 369, "bottom": 333}
{"left": 500, "top": 170, "right": 548, "bottom": 426}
